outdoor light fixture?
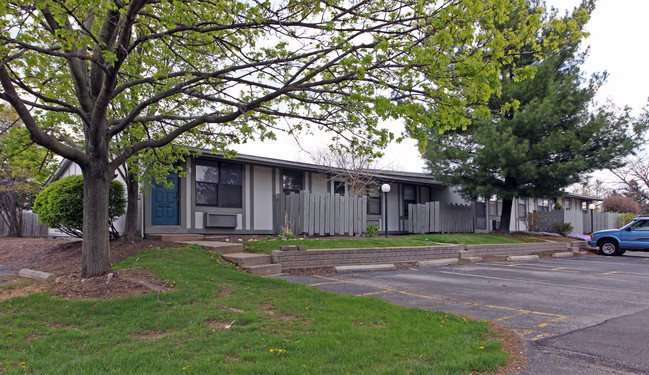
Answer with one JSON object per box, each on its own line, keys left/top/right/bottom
{"left": 381, "top": 184, "right": 391, "bottom": 237}
{"left": 589, "top": 203, "right": 596, "bottom": 234}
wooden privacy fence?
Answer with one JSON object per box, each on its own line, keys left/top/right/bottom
{"left": 538, "top": 209, "right": 620, "bottom": 234}
{"left": 407, "top": 202, "right": 474, "bottom": 234}
{"left": 273, "top": 192, "right": 367, "bottom": 236}
{"left": 0, "top": 211, "right": 49, "bottom": 237}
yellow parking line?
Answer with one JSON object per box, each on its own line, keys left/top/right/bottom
{"left": 494, "top": 311, "right": 530, "bottom": 322}
{"left": 490, "top": 262, "right": 649, "bottom": 279}
{"left": 311, "top": 275, "right": 569, "bottom": 329}
{"left": 356, "top": 291, "right": 388, "bottom": 297}
{"left": 308, "top": 281, "right": 346, "bottom": 286}
{"left": 438, "top": 270, "right": 649, "bottom": 296}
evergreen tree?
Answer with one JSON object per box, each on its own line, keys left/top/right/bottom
{"left": 420, "top": 4, "right": 647, "bottom": 233}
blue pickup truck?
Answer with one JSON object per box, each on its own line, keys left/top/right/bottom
{"left": 588, "top": 217, "right": 649, "bottom": 256}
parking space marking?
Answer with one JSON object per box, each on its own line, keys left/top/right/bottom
{"left": 482, "top": 262, "right": 649, "bottom": 280}
{"left": 308, "top": 281, "right": 346, "bottom": 286}
{"left": 438, "top": 270, "right": 649, "bottom": 296}
{"left": 356, "top": 291, "right": 389, "bottom": 297}
{"left": 493, "top": 311, "right": 530, "bottom": 322}
{"left": 309, "top": 275, "right": 570, "bottom": 335}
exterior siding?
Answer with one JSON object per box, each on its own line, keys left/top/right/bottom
{"left": 310, "top": 172, "right": 329, "bottom": 194}
{"left": 253, "top": 166, "right": 274, "bottom": 231}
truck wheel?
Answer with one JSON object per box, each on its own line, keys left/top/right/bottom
{"left": 599, "top": 240, "right": 619, "bottom": 256}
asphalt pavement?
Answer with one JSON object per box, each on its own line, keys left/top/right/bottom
{"left": 278, "top": 252, "right": 649, "bottom": 374}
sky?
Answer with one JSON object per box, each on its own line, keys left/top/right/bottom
{"left": 235, "top": 0, "right": 649, "bottom": 175}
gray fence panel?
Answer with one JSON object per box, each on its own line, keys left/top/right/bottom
{"left": 0, "top": 211, "right": 49, "bottom": 237}
{"left": 406, "top": 201, "right": 474, "bottom": 234}
{"left": 538, "top": 209, "right": 620, "bottom": 234}
{"left": 274, "top": 192, "right": 368, "bottom": 236}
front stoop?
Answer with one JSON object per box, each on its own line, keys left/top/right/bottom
{"left": 222, "top": 252, "right": 282, "bottom": 276}
{"left": 147, "top": 234, "right": 204, "bottom": 241}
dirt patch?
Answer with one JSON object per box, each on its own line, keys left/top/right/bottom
{"left": 0, "top": 237, "right": 179, "bottom": 301}
{"left": 478, "top": 322, "right": 526, "bottom": 375}
{"left": 132, "top": 330, "right": 172, "bottom": 341}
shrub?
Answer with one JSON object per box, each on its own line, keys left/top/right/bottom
{"left": 602, "top": 195, "right": 641, "bottom": 214}
{"left": 617, "top": 212, "right": 638, "bottom": 228}
{"left": 553, "top": 201, "right": 563, "bottom": 210}
{"left": 553, "top": 222, "right": 573, "bottom": 237}
{"left": 33, "top": 175, "right": 126, "bottom": 239}
{"left": 523, "top": 212, "right": 541, "bottom": 232}
{"left": 364, "top": 222, "right": 379, "bottom": 237}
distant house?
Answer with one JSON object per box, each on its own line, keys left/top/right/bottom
{"left": 49, "top": 151, "right": 602, "bottom": 237}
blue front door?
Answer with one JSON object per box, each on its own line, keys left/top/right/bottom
{"left": 151, "top": 173, "right": 179, "bottom": 226}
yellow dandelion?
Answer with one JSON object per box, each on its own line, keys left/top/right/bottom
{"left": 479, "top": 346, "right": 484, "bottom": 350}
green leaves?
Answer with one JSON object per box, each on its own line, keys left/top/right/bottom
{"left": 420, "top": 1, "right": 646, "bottom": 216}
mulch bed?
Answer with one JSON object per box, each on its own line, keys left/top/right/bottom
{"left": 0, "top": 237, "right": 179, "bottom": 300}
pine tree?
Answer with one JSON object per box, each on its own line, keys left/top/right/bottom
{"left": 421, "top": 4, "right": 647, "bottom": 233}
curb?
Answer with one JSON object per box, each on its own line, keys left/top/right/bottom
{"left": 334, "top": 264, "right": 396, "bottom": 273}
{"left": 552, "top": 252, "right": 574, "bottom": 258}
{"left": 417, "top": 258, "right": 459, "bottom": 267}
{"left": 507, "top": 255, "right": 540, "bottom": 262}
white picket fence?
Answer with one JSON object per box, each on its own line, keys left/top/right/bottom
{"left": 407, "top": 202, "right": 474, "bottom": 234}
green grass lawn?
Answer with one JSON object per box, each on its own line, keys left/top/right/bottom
{"left": 244, "top": 233, "right": 524, "bottom": 253}
{"left": 0, "top": 245, "right": 509, "bottom": 374}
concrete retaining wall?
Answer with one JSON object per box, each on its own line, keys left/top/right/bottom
{"left": 464, "top": 242, "right": 571, "bottom": 257}
{"left": 273, "top": 245, "right": 461, "bottom": 270}
{"left": 271, "top": 241, "right": 589, "bottom": 270}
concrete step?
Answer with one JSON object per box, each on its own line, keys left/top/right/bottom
{"left": 222, "top": 252, "right": 272, "bottom": 267}
{"left": 182, "top": 241, "right": 244, "bottom": 254}
{"left": 246, "top": 264, "right": 282, "bottom": 276}
{"left": 147, "top": 234, "right": 204, "bottom": 241}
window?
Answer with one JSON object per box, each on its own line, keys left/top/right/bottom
{"left": 196, "top": 161, "right": 242, "bottom": 208}
{"left": 282, "top": 170, "right": 303, "bottom": 195}
{"left": 334, "top": 180, "right": 345, "bottom": 195}
{"left": 367, "top": 185, "right": 381, "bottom": 215}
{"left": 489, "top": 196, "right": 499, "bottom": 216}
{"left": 518, "top": 199, "right": 527, "bottom": 218}
{"left": 403, "top": 184, "right": 416, "bottom": 216}
{"left": 537, "top": 198, "right": 549, "bottom": 212}
{"left": 564, "top": 198, "right": 571, "bottom": 210}
{"left": 630, "top": 219, "right": 649, "bottom": 231}
{"left": 581, "top": 201, "right": 588, "bottom": 211}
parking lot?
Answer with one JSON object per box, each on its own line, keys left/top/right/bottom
{"left": 279, "top": 252, "right": 649, "bottom": 374}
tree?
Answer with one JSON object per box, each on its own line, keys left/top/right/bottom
{"left": 602, "top": 194, "right": 641, "bottom": 215}
{"left": 568, "top": 177, "right": 611, "bottom": 199}
{"left": 308, "top": 144, "right": 381, "bottom": 196}
{"left": 0, "top": 105, "right": 55, "bottom": 237}
{"left": 0, "top": 0, "right": 581, "bottom": 275}
{"left": 610, "top": 154, "right": 649, "bottom": 214}
{"left": 420, "top": 2, "right": 647, "bottom": 234}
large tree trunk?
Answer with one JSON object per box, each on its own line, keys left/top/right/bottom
{"left": 81, "top": 164, "right": 112, "bottom": 277}
{"left": 121, "top": 170, "right": 139, "bottom": 241}
{"left": 497, "top": 197, "right": 513, "bottom": 234}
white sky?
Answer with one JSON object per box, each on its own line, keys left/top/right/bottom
{"left": 235, "top": 0, "right": 649, "bottom": 175}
